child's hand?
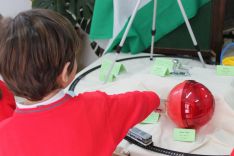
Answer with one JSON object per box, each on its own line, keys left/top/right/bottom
{"left": 154, "top": 99, "right": 166, "bottom": 114}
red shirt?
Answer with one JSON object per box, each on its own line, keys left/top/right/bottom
{"left": 0, "top": 91, "right": 159, "bottom": 156}
{"left": 0, "top": 80, "right": 16, "bottom": 121}
{"left": 231, "top": 149, "right": 234, "bottom": 156}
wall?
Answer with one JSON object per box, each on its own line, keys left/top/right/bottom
{"left": 77, "top": 30, "right": 98, "bottom": 71}
{"left": 0, "top": 0, "right": 31, "bottom": 17}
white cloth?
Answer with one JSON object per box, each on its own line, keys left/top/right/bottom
{"left": 67, "top": 53, "right": 234, "bottom": 155}
{"left": 16, "top": 90, "right": 65, "bottom": 109}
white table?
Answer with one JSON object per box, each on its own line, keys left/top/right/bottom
{"left": 68, "top": 53, "right": 234, "bottom": 156}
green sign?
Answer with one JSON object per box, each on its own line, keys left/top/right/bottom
{"left": 99, "top": 73, "right": 116, "bottom": 82}
{"left": 151, "top": 65, "right": 170, "bottom": 77}
{"left": 151, "top": 58, "right": 174, "bottom": 77}
{"left": 216, "top": 65, "right": 234, "bottom": 76}
{"left": 173, "top": 128, "right": 196, "bottom": 142}
{"left": 141, "top": 112, "right": 160, "bottom": 124}
{"left": 99, "top": 59, "right": 126, "bottom": 82}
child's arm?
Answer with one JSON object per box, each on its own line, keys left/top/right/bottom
{"left": 0, "top": 81, "right": 16, "bottom": 121}
{"left": 106, "top": 91, "right": 160, "bottom": 145}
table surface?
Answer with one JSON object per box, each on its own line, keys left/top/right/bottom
{"left": 67, "top": 53, "right": 234, "bottom": 156}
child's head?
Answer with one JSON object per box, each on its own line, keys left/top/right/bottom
{"left": 0, "top": 9, "right": 80, "bottom": 101}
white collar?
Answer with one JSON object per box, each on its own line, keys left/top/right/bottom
{"left": 16, "top": 90, "right": 66, "bottom": 109}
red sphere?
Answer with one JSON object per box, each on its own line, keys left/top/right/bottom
{"left": 167, "top": 80, "right": 215, "bottom": 129}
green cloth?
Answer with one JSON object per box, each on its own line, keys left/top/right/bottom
{"left": 90, "top": 0, "right": 210, "bottom": 54}
{"left": 90, "top": 0, "right": 114, "bottom": 39}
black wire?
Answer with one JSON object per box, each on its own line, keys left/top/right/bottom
{"left": 69, "top": 65, "right": 101, "bottom": 91}
{"left": 125, "top": 136, "right": 228, "bottom": 156}
{"left": 68, "top": 55, "right": 228, "bottom": 156}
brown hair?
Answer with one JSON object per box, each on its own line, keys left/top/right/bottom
{"left": 0, "top": 9, "right": 80, "bottom": 101}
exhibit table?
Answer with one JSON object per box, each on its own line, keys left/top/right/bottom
{"left": 67, "top": 53, "right": 234, "bottom": 156}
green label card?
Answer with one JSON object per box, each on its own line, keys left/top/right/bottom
{"left": 173, "top": 128, "right": 196, "bottom": 142}
{"left": 216, "top": 65, "right": 234, "bottom": 76}
{"left": 151, "top": 65, "right": 169, "bottom": 77}
{"left": 99, "top": 59, "right": 126, "bottom": 82}
{"left": 99, "top": 73, "right": 116, "bottom": 82}
{"left": 153, "top": 58, "right": 174, "bottom": 72}
{"left": 112, "top": 62, "right": 126, "bottom": 76}
{"left": 141, "top": 112, "right": 160, "bottom": 124}
{"left": 100, "top": 59, "right": 113, "bottom": 72}
{"left": 151, "top": 58, "right": 174, "bottom": 77}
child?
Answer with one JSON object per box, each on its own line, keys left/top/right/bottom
{"left": 0, "top": 80, "right": 16, "bottom": 121}
{"left": 0, "top": 9, "right": 160, "bottom": 156}
{"left": 0, "top": 15, "right": 16, "bottom": 122}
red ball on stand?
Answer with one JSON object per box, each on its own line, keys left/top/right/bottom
{"left": 167, "top": 80, "right": 215, "bottom": 129}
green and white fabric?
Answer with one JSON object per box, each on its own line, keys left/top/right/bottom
{"left": 90, "top": 0, "right": 210, "bottom": 54}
